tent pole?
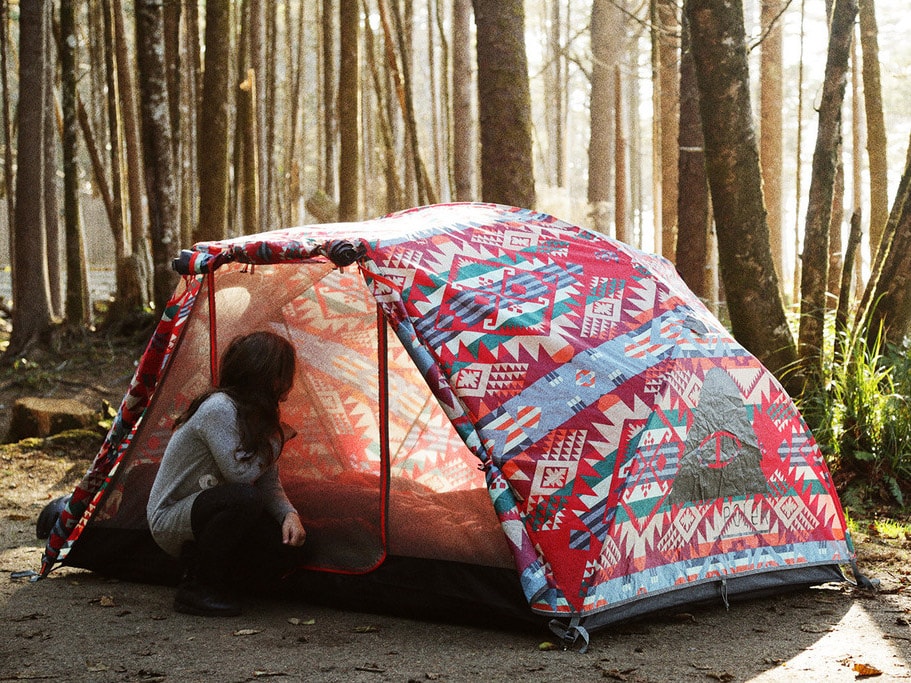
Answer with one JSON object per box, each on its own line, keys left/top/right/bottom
{"left": 206, "top": 270, "right": 218, "bottom": 385}
{"left": 376, "top": 303, "right": 390, "bottom": 549}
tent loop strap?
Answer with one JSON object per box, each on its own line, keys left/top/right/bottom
{"left": 206, "top": 269, "right": 218, "bottom": 386}
{"left": 548, "top": 616, "right": 590, "bottom": 654}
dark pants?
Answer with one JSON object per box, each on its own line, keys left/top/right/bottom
{"left": 185, "top": 482, "right": 296, "bottom": 592}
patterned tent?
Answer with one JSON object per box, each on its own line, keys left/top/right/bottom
{"left": 40, "top": 203, "right": 853, "bottom": 643}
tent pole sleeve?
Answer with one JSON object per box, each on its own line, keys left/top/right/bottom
{"left": 207, "top": 270, "right": 218, "bottom": 385}
{"left": 377, "top": 303, "right": 390, "bottom": 553}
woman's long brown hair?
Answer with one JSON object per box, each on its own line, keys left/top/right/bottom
{"left": 174, "top": 331, "right": 296, "bottom": 464}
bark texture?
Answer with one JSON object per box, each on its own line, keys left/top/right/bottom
{"left": 135, "top": 0, "right": 180, "bottom": 312}
{"left": 472, "top": 0, "right": 535, "bottom": 208}
{"left": 6, "top": 0, "right": 54, "bottom": 357}
{"left": 676, "top": 14, "right": 711, "bottom": 301}
{"left": 684, "top": 0, "right": 796, "bottom": 382}
{"left": 195, "top": 0, "right": 230, "bottom": 243}
{"left": 798, "top": 0, "right": 856, "bottom": 387}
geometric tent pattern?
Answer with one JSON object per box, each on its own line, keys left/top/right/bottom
{"left": 41, "top": 202, "right": 852, "bottom": 623}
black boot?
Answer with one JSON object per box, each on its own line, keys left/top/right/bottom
{"left": 173, "top": 541, "right": 241, "bottom": 617}
{"left": 173, "top": 581, "right": 242, "bottom": 617}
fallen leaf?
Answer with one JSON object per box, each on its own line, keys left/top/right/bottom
{"left": 853, "top": 662, "right": 883, "bottom": 678}
{"left": 233, "top": 628, "right": 262, "bottom": 636}
{"left": 288, "top": 617, "right": 316, "bottom": 625}
{"left": 538, "top": 641, "right": 557, "bottom": 651}
{"left": 353, "top": 625, "right": 378, "bottom": 633}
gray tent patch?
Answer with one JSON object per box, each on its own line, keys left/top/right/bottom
{"left": 667, "top": 367, "right": 770, "bottom": 505}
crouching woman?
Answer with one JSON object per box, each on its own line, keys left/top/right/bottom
{"left": 147, "top": 331, "right": 306, "bottom": 616}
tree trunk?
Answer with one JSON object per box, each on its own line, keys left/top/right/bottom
{"left": 588, "top": 0, "right": 624, "bottom": 235}
{"left": 0, "top": 1, "right": 14, "bottom": 232}
{"left": 363, "top": 0, "right": 402, "bottom": 212}
{"left": 249, "top": 0, "right": 269, "bottom": 231}
{"left": 797, "top": 0, "right": 856, "bottom": 390}
{"left": 862, "top": 133, "right": 911, "bottom": 346}
{"left": 614, "top": 66, "right": 628, "bottom": 244}
{"left": 858, "top": 0, "right": 888, "bottom": 257}
{"left": 338, "top": 0, "right": 360, "bottom": 221}
{"left": 676, "top": 12, "right": 711, "bottom": 300}
{"left": 6, "top": 0, "right": 54, "bottom": 358}
{"left": 60, "top": 0, "right": 91, "bottom": 326}
{"left": 387, "top": 0, "right": 435, "bottom": 206}
{"left": 657, "top": 0, "right": 679, "bottom": 260}
{"left": 135, "top": 0, "right": 179, "bottom": 313}
{"left": 472, "top": 0, "right": 535, "bottom": 208}
{"left": 760, "top": 0, "right": 785, "bottom": 285}
{"left": 451, "top": 0, "right": 474, "bottom": 202}
{"left": 684, "top": 0, "right": 796, "bottom": 383}
{"left": 44, "top": 19, "right": 61, "bottom": 320}
{"left": 196, "top": 0, "right": 231, "bottom": 243}
{"left": 101, "top": 0, "right": 143, "bottom": 320}
{"left": 113, "top": 0, "right": 151, "bottom": 305}
{"left": 321, "top": 0, "right": 336, "bottom": 198}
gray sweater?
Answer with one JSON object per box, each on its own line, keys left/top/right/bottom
{"left": 146, "top": 392, "right": 297, "bottom": 557}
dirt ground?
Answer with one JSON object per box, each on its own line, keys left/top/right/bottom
{"left": 3, "top": 332, "right": 911, "bottom": 682}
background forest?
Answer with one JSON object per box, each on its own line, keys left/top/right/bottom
{"left": 1, "top": 0, "right": 911, "bottom": 512}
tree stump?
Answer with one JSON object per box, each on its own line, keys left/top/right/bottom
{"left": 6, "top": 397, "right": 99, "bottom": 442}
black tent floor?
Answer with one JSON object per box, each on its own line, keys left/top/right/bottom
{"left": 60, "top": 527, "right": 846, "bottom": 635}
{"left": 62, "top": 527, "right": 546, "bottom": 631}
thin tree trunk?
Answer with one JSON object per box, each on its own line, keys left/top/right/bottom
{"left": 657, "top": 0, "right": 679, "bottom": 261}
{"left": 676, "top": 12, "right": 711, "bottom": 300}
{"left": 798, "top": 0, "right": 856, "bottom": 390}
{"left": 113, "top": 0, "right": 151, "bottom": 304}
{"left": 44, "top": 21, "right": 61, "bottom": 320}
{"left": 363, "top": 0, "right": 401, "bottom": 212}
{"left": 588, "top": 0, "right": 622, "bottom": 235}
{"left": 338, "top": 0, "right": 360, "bottom": 220}
{"left": 858, "top": 0, "right": 888, "bottom": 256}
{"left": 760, "top": 0, "right": 784, "bottom": 285}
{"left": 615, "top": 66, "right": 628, "bottom": 243}
{"left": 833, "top": 210, "right": 861, "bottom": 359}
{"left": 61, "top": 0, "right": 91, "bottom": 326}
{"left": 322, "top": 0, "right": 336, "bottom": 198}
{"left": 179, "top": 1, "right": 198, "bottom": 248}
{"left": 0, "top": 1, "right": 14, "bottom": 232}
{"left": 101, "top": 0, "right": 143, "bottom": 320}
{"left": 649, "top": 0, "right": 663, "bottom": 255}
{"left": 434, "top": 0, "right": 451, "bottom": 199}
{"left": 135, "top": 0, "right": 180, "bottom": 312}
{"left": 249, "top": 0, "right": 269, "bottom": 231}
{"left": 196, "top": 0, "right": 230, "bottom": 243}
{"left": 451, "top": 0, "right": 473, "bottom": 201}
{"left": 387, "top": 0, "right": 436, "bottom": 205}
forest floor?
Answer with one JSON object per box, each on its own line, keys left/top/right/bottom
{"left": 2, "top": 328, "right": 911, "bottom": 681}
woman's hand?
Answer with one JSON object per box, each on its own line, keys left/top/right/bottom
{"left": 282, "top": 511, "right": 307, "bottom": 546}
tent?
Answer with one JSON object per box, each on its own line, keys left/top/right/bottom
{"left": 38, "top": 202, "right": 854, "bottom": 645}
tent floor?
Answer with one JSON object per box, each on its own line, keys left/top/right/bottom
{"left": 62, "top": 527, "right": 545, "bottom": 631}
